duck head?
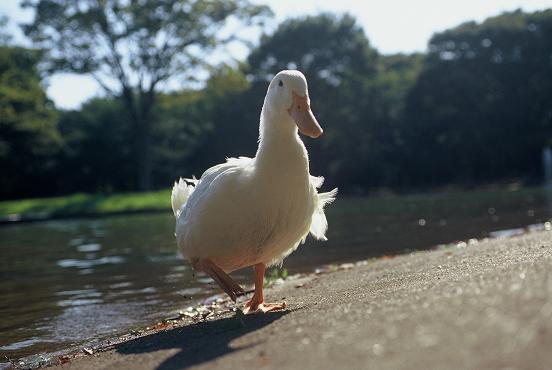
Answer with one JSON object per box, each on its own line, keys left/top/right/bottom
{"left": 262, "top": 70, "right": 323, "bottom": 139}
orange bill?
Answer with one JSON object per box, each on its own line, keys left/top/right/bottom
{"left": 287, "top": 91, "right": 323, "bottom": 138}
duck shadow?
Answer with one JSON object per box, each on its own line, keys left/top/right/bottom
{"left": 115, "top": 310, "right": 290, "bottom": 370}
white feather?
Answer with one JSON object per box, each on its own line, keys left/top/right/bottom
{"left": 171, "top": 178, "right": 195, "bottom": 218}
{"left": 309, "top": 187, "right": 338, "bottom": 241}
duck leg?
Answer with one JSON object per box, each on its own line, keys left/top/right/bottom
{"left": 197, "top": 258, "right": 245, "bottom": 302}
{"left": 243, "top": 263, "right": 287, "bottom": 314}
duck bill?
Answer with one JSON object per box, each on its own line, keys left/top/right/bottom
{"left": 288, "top": 91, "right": 323, "bottom": 138}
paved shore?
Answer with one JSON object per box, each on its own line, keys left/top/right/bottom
{"left": 18, "top": 229, "right": 552, "bottom": 370}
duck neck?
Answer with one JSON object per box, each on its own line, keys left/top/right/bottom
{"left": 255, "top": 105, "right": 309, "bottom": 174}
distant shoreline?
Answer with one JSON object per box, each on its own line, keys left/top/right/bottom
{"left": 0, "top": 207, "right": 169, "bottom": 225}
{"left": 0, "top": 185, "right": 547, "bottom": 225}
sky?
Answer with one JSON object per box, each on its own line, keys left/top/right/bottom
{"left": 1, "top": 0, "right": 552, "bottom": 109}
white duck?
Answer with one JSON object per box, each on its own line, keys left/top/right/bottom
{"left": 171, "top": 70, "right": 337, "bottom": 313}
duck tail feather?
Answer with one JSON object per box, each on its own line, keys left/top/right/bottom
{"left": 310, "top": 175, "right": 325, "bottom": 189}
{"left": 171, "top": 177, "right": 196, "bottom": 218}
{"left": 309, "top": 188, "right": 338, "bottom": 241}
{"left": 319, "top": 188, "right": 338, "bottom": 207}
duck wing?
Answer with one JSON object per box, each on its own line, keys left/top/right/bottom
{"left": 178, "top": 156, "right": 253, "bottom": 221}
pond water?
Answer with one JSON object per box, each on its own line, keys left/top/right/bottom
{"left": 0, "top": 187, "right": 549, "bottom": 360}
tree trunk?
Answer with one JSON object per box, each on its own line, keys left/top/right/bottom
{"left": 136, "top": 115, "right": 153, "bottom": 191}
{"left": 123, "top": 88, "right": 155, "bottom": 192}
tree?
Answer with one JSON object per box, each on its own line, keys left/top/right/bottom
{"left": 178, "top": 64, "right": 254, "bottom": 175}
{"left": 22, "top": 0, "right": 271, "bottom": 190}
{"left": 373, "top": 53, "right": 424, "bottom": 187}
{"left": 0, "top": 45, "right": 60, "bottom": 199}
{"left": 55, "top": 65, "right": 253, "bottom": 192}
{"left": 56, "top": 98, "right": 134, "bottom": 193}
{"left": 403, "top": 9, "right": 552, "bottom": 186}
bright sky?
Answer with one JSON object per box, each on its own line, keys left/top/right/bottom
{"left": 1, "top": 0, "right": 552, "bottom": 109}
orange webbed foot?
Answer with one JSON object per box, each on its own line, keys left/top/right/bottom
{"left": 243, "top": 298, "right": 287, "bottom": 314}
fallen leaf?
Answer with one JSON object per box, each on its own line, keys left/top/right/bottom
{"left": 153, "top": 321, "right": 171, "bottom": 330}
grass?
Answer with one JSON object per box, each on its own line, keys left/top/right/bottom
{"left": 0, "top": 189, "right": 171, "bottom": 220}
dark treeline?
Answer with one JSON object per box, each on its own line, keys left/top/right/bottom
{"left": 1, "top": 8, "right": 551, "bottom": 199}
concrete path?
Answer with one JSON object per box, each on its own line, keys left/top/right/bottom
{"left": 54, "top": 230, "right": 552, "bottom": 370}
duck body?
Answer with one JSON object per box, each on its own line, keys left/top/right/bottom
{"left": 171, "top": 70, "right": 336, "bottom": 311}
{"left": 175, "top": 133, "right": 327, "bottom": 272}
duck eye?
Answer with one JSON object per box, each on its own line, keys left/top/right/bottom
{"left": 278, "top": 80, "right": 283, "bottom": 87}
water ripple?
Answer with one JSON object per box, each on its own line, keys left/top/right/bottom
{"left": 56, "top": 256, "right": 125, "bottom": 269}
{"left": 76, "top": 243, "right": 102, "bottom": 252}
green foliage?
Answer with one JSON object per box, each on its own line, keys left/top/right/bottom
{"left": 187, "top": 64, "right": 258, "bottom": 172}
{"left": 264, "top": 267, "right": 288, "bottom": 287}
{"left": 377, "top": 53, "right": 424, "bottom": 123}
{"left": 154, "top": 89, "right": 209, "bottom": 185}
{"left": 401, "top": 9, "right": 552, "bottom": 187}
{"left": 372, "top": 53, "right": 424, "bottom": 187}
{"left": 56, "top": 98, "right": 134, "bottom": 193}
{"left": 154, "top": 64, "right": 253, "bottom": 183}
{"left": 0, "top": 45, "right": 60, "bottom": 198}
